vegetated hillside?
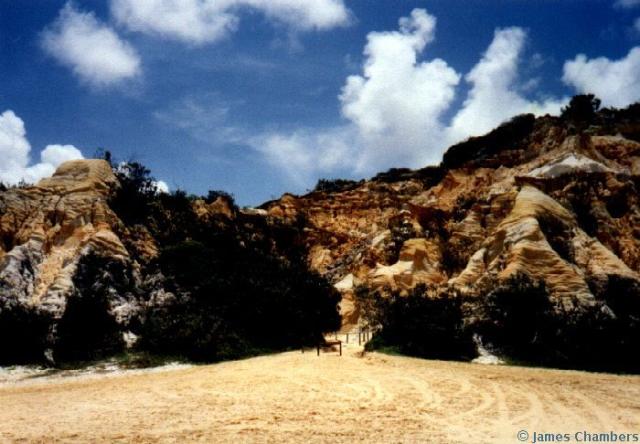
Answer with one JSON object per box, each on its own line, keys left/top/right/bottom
{"left": 0, "top": 161, "right": 340, "bottom": 365}
{"left": 261, "top": 96, "right": 640, "bottom": 371}
{"left": 1, "top": 95, "right": 639, "bottom": 371}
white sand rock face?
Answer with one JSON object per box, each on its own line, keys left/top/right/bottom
{"left": 262, "top": 128, "right": 640, "bottom": 326}
{"left": 0, "top": 160, "right": 132, "bottom": 318}
{"left": 527, "top": 153, "right": 614, "bottom": 178}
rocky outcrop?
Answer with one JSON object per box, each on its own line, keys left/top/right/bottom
{"left": 0, "top": 160, "right": 128, "bottom": 311}
{"left": 2, "top": 105, "right": 640, "bottom": 358}
{"left": 263, "top": 115, "right": 640, "bottom": 329}
{"left": 0, "top": 160, "right": 136, "bottom": 360}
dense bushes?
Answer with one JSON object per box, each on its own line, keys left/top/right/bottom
{"left": 313, "top": 178, "right": 360, "bottom": 193}
{"left": 357, "top": 285, "right": 476, "bottom": 361}
{"left": 372, "top": 166, "right": 444, "bottom": 187}
{"left": 2, "top": 159, "right": 343, "bottom": 367}
{"left": 475, "top": 273, "right": 638, "bottom": 371}
{"left": 442, "top": 113, "right": 536, "bottom": 169}
{"left": 386, "top": 215, "right": 419, "bottom": 264}
{"left": 53, "top": 253, "right": 132, "bottom": 363}
{"left": 0, "top": 301, "right": 50, "bottom": 365}
{"left": 141, "top": 232, "right": 342, "bottom": 362}
{"left": 359, "top": 273, "right": 640, "bottom": 373}
{"left": 106, "top": 161, "right": 342, "bottom": 363}
{"left": 110, "top": 161, "right": 160, "bottom": 226}
{"left": 141, "top": 286, "right": 249, "bottom": 362}
{"left": 472, "top": 274, "right": 558, "bottom": 364}
{"left": 560, "top": 94, "right": 601, "bottom": 127}
{"left": 575, "top": 275, "right": 640, "bottom": 372}
{"left": 205, "top": 190, "right": 236, "bottom": 206}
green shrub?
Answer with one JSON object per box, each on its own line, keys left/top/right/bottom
{"left": 358, "top": 285, "right": 476, "bottom": 361}
{"left": 475, "top": 273, "right": 640, "bottom": 372}
{"left": 206, "top": 190, "right": 236, "bottom": 206}
{"left": 473, "top": 273, "right": 558, "bottom": 364}
{"left": 561, "top": 94, "right": 601, "bottom": 126}
{"left": 0, "top": 301, "right": 51, "bottom": 365}
{"left": 139, "top": 233, "right": 342, "bottom": 362}
{"left": 313, "top": 178, "right": 360, "bottom": 193}
{"left": 442, "top": 113, "right": 535, "bottom": 169}
{"left": 53, "top": 254, "right": 130, "bottom": 363}
{"left": 110, "top": 161, "right": 159, "bottom": 226}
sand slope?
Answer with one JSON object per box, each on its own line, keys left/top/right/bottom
{"left": 1, "top": 340, "right": 639, "bottom": 443}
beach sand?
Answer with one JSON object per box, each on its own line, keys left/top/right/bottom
{"left": 1, "top": 338, "right": 638, "bottom": 443}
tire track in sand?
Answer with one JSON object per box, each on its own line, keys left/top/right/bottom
{"left": 0, "top": 347, "right": 638, "bottom": 443}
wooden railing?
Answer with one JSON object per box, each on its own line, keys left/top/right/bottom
{"left": 301, "top": 329, "right": 374, "bottom": 357}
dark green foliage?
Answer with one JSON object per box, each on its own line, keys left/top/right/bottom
{"left": 141, "top": 239, "right": 341, "bottom": 362}
{"left": 552, "top": 305, "right": 639, "bottom": 372}
{"left": 358, "top": 272, "right": 640, "bottom": 372}
{"left": 615, "top": 101, "right": 640, "bottom": 120}
{"left": 0, "top": 182, "right": 24, "bottom": 191}
{"left": 206, "top": 189, "right": 236, "bottom": 207}
{"left": 474, "top": 274, "right": 558, "bottom": 363}
{"left": 561, "top": 94, "right": 601, "bottom": 126}
{"left": 372, "top": 168, "right": 414, "bottom": 183}
{"left": 373, "top": 166, "right": 444, "bottom": 186}
{"left": 580, "top": 275, "right": 640, "bottom": 371}
{"left": 54, "top": 253, "right": 128, "bottom": 363}
{"left": 357, "top": 285, "right": 476, "bottom": 361}
{"left": 148, "top": 190, "right": 201, "bottom": 245}
{"left": 111, "top": 164, "right": 344, "bottom": 363}
{"left": 313, "top": 178, "right": 360, "bottom": 193}
{"left": 475, "top": 273, "right": 640, "bottom": 372}
{"left": 110, "top": 161, "right": 159, "bottom": 226}
{"left": 141, "top": 292, "right": 249, "bottom": 362}
{"left": 442, "top": 113, "right": 536, "bottom": 169}
{"left": 598, "top": 275, "right": 640, "bottom": 321}
{"left": 0, "top": 301, "right": 51, "bottom": 365}
{"left": 413, "top": 166, "right": 446, "bottom": 187}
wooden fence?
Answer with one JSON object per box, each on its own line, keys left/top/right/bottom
{"left": 301, "top": 329, "right": 374, "bottom": 357}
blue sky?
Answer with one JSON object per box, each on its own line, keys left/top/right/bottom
{"left": 1, "top": 0, "right": 640, "bottom": 205}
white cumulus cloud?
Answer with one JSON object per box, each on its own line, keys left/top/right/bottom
{"left": 446, "top": 28, "right": 565, "bottom": 144}
{"left": 40, "top": 144, "right": 84, "bottom": 167}
{"left": 42, "top": 2, "right": 141, "bottom": 87}
{"left": 562, "top": 47, "right": 640, "bottom": 108}
{"left": 111, "top": 0, "right": 351, "bottom": 44}
{"left": 254, "top": 9, "right": 566, "bottom": 188}
{"left": 340, "top": 9, "right": 460, "bottom": 172}
{"left": 249, "top": 127, "right": 356, "bottom": 186}
{"left": 0, "top": 111, "right": 84, "bottom": 185}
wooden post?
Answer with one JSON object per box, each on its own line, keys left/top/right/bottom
{"left": 339, "top": 342, "right": 342, "bottom": 356}
{"left": 358, "top": 330, "right": 361, "bottom": 345}
{"left": 317, "top": 344, "right": 320, "bottom": 356}
{"left": 346, "top": 333, "right": 349, "bottom": 343}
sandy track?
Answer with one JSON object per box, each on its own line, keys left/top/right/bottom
{"left": 1, "top": 339, "right": 639, "bottom": 443}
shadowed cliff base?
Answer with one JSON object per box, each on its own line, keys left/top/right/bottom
{"left": 0, "top": 346, "right": 638, "bottom": 443}
{"left": 1, "top": 95, "right": 639, "bottom": 372}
